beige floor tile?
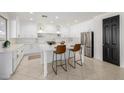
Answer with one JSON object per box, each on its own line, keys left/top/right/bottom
{"left": 10, "top": 55, "right": 124, "bottom": 80}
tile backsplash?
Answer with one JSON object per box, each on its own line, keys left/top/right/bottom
{"left": 9, "top": 37, "right": 80, "bottom": 45}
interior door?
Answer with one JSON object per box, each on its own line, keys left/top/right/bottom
{"left": 103, "top": 15, "right": 120, "bottom": 66}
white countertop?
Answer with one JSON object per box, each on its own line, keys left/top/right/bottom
{"left": 0, "top": 44, "right": 24, "bottom": 53}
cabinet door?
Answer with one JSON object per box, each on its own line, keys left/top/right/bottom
{"left": 103, "top": 18, "right": 111, "bottom": 62}
{"left": 12, "top": 51, "right": 17, "bottom": 72}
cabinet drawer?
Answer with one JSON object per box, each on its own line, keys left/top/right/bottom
{"left": 12, "top": 47, "right": 24, "bottom": 72}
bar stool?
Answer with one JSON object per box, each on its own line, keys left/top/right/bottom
{"left": 68, "top": 44, "right": 82, "bottom": 68}
{"left": 52, "top": 45, "right": 67, "bottom": 75}
{"left": 60, "top": 41, "right": 65, "bottom": 45}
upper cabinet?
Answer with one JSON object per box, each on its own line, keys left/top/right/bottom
{"left": 9, "top": 15, "right": 20, "bottom": 38}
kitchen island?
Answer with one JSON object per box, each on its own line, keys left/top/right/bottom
{"left": 40, "top": 43, "right": 84, "bottom": 78}
{"left": 0, "top": 39, "right": 84, "bottom": 79}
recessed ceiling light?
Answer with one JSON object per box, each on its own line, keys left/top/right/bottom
{"left": 30, "top": 18, "right": 33, "bottom": 21}
{"left": 30, "top": 12, "right": 33, "bottom": 14}
{"left": 55, "top": 16, "right": 59, "bottom": 19}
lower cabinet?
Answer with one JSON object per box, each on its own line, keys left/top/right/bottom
{"left": 0, "top": 53, "right": 13, "bottom": 79}
{"left": 0, "top": 45, "right": 24, "bottom": 79}
{"left": 24, "top": 44, "right": 41, "bottom": 54}
{"left": 12, "top": 46, "right": 24, "bottom": 72}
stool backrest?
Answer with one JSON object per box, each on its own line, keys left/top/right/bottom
{"left": 73, "top": 44, "right": 81, "bottom": 51}
{"left": 60, "top": 41, "right": 65, "bottom": 45}
{"left": 56, "top": 45, "right": 66, "bottom": 54}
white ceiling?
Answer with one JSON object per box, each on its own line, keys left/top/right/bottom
{"left": 8, "top": 12, "right": 105, "bottom": 26}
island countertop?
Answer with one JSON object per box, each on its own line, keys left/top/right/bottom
{"left": 0, "top": 44, "right": 24, "bottom": 53}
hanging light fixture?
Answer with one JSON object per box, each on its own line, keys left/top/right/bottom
{"left": 56, "top": 25, "right": 61, "bottom": 36}
{"left": 37, "top": 27, "right": 43, "bottom": 33}
{"left": 37, "top": 15, "right": 47, "bottom": 33}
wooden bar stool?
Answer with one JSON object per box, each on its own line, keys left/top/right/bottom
{"left": 60, "top": 41, "right": 65, "bottom": 45}
{"left": 68, "top": 44, "right": 82, "bottom": 68}
{"left": 52, "top": 45, "right": 67, "bottom": 75}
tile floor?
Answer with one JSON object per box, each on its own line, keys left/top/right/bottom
{"left": 10, "top": 54, "right": 124, "bottom": 80}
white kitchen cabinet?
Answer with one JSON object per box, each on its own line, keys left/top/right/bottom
{"left": 12, "top": 45, "right": 24, "bottom": 72}
{"left": 24, "top": 44, "right": 41, "bottom": 55}
{"left": 0, "top": 53, "right": 13, "bottom": 79}
{"left": 0, "top": 44, "right": 24, "bottom": 79}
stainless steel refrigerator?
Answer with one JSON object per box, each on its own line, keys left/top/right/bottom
{"left": 81, "top": 32, "right": 94, "bottom": 58}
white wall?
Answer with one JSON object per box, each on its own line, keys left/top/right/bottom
{"left": 44, "top": 25, "right": 57, "bottom": 33}
{"left": 70, "top": 20, "right": 94, "bottom": 38}
{"left": 19, "top": 20, "right": 71, "bottom": 38}
{"left": 20, "top": 21, "right": 37, "bottom": 38}
{"left": 20, "top": 22, "right": 63, "bottom": 38}
{"left": 38, "top": 24, "right": 70, "bottom": 37}
{"left": 5, "top": 13, "right": 21, "bottom": 38}
{"left": 9, "top": 16, "right": 17, "bottom": 38}
{"left": 16, "top": 17, "right": 20, "bottom": 38}
{"left": 119, "top": 13, "right": 124, "bottom": 67}
{"left": 69, "top": 12, "right": 124, "bottom": 67}
{"left": 60, "top": 26, "right": 70, "bottom": 37}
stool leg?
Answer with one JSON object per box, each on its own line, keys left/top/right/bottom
{"left": 74, "top": 52, "right": 76, "bottom": 68}
{"left": 68, "top": 50, "right": 71, "bottom": 66}
{"left": 61, "top": 54, "right": 62, "bottom": 65}
{"left": 68, "top": 50, "right": 76, "bottom": 69}
{"left": 76, "top": 50, "right": 83, "bottom": 66}
{"left": 52, "top": 53, "right": 54, "bottom": 70}
{"left": 68, "top": 51, "right": 70, "bottom": 63}
{"left": 68, "top": 50, "right": 70, "bottom": 64}
{"left": 80, "top": 50, "right": 83, "bottom": 66}
{"left": 69, "top": 50, "right": 70, "bottom": 59}
{"left": 61, "top": 53, "right": 67, "bottom": 71}
{"left": 64, "top": 53, "right": 67, "bottom": 71}
{"left": 56, "top": 54, "right": 57, "bottom": 75}
{"left": 52, "top": 53, "right": 57, "bottom": 75}
{"left": 81, "top": 46, "right": 82, "bottom": 54}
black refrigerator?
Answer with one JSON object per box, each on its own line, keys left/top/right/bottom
{"left": 81, "top": 32, "right": 94, "bottom": 58}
